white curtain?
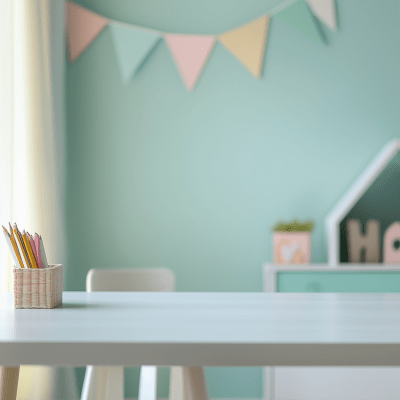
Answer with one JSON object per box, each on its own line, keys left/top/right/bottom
{"left": 0, "top": 0, "right": 78, "bottom": 399}
{"left": 0, "top": 0, "right": 13, "bottom": 291}
{"left": 12, "top": 0, "right": 65, "bottom": 270}
{"left": 0, "top": 0, "right": 66, "bottom": 284}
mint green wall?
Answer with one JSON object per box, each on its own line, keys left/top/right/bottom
{"left": 65, "top": 1, "right": 400, "bottom": 398}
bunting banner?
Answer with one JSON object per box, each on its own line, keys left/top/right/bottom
{"left": 66, "top": 0, "right": 337, "bottom": 91}
{"left": 306, "top": 0, "right": 337, "bottom": 31}
{"left": 219, "top": 16, "right": 269, "bottom": 79}
{"left": 165, "top": 35, "right": 216, "bottom": 91}
{"left": 110, "top": 23, "right": 161, "bottom": 82}
{"left": 66, "top": 2, "right": 108, "bottom": 63}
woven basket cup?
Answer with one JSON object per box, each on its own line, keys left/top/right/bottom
{"left": 13, "top": 264, "right": 63, "bottom": 309}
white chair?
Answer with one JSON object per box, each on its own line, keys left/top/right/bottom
{"left": 81, "top": 268, "right": 209, "bottom": 400}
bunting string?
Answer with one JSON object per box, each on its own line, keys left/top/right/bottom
{"left": 66, "top": 0, "right": 337, "bottom": 91}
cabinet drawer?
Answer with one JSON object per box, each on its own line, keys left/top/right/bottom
{"left": 277, "top": 272, "right": 400, "bottom": 292}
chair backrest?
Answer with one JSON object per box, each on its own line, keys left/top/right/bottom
{"left": 86, "top": 268, "right": 175, "bottom": 292}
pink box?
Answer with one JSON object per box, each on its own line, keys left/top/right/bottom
{"left": 273, "top": 232, "right": 311, "bottom": 264}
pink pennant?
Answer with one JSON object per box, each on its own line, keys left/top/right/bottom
{"left": 66, "top": 1, "right": 109, "bottom": 63}
{"left": 165, "top": 34, "right": 216, "bottom": 91}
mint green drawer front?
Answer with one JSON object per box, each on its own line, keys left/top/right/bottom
{"left": 277, "top": 272, "right": 400, "bottom": 292}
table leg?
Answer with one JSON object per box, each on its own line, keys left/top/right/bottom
{"left": 0, "top": 366, "right": 20, "bottom": 400}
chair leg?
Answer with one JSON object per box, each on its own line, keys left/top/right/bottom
{"left": 139, "top": 366, "right": 158, "bottom": 400}
{"left": 183, "top": 367, "right": 209, "bottom": 400}
{"left": 0, "top": 366, "right": 20, "bottom": 400}
{"left": 169, "top": 366, "right": 184, "bottom": 400}
{"left": 81, "top": 366, "right": 124, "bottom": 400}
{"left": 169, "top": 367, "right": 208, "bottom": 400}
{"left": 81, "top": 366, "right": 107, "bottom": 400}
{"left": 103, "top": 367, "right": 124, "bottom": 400}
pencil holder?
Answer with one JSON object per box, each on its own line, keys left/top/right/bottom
{"left": 13, "top": 264, "right": 63, "bottom": 309}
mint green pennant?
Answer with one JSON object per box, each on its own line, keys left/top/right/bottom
{"left": 109, "top": 23, "right": 161, "bottom": 82}
{"left": 273, "top": 0, "right": 324, "bottom": 44}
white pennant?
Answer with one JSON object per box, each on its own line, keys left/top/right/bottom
{"left": 306, "top": 0, "right": 337, "bottom": 31}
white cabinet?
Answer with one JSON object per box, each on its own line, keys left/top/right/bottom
{"left": 263, "top": 263, "right": 400, "bottom": 400}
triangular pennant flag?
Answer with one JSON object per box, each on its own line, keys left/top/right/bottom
{"left": 306, "top": 0, "right": 337, "bottom": 31}
{"left": 218, "top": 16, "right": 269, "bottom": 79}
{"left": 273, "top": 0, "right": 323, "bottom": 44}
{"left": 164, "top": 35, "right": 216, "bottom": 91}
{"left": 66, "top": 1, "right": 109, "bottom": 63}
{"left": 110, "top": 24, "right": 161, "bottom": 82}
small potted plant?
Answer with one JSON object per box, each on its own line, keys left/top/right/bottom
{"left": 273, "top": 221, "right": 313, "bottom": 264}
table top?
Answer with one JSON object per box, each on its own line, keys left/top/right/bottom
{"left": 1, "top": 291, "right": 400, "bottom": 366}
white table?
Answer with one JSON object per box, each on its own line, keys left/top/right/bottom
{"left": 2, "top": 291, "right": 400, "bottom": 399}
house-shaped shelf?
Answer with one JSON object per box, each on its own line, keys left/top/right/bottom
{"left": 326, "top": 139, "right": 400, "bottom": 265}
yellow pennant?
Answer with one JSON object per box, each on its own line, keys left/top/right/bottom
{"left": 219, "top": 15, "right": 270, "bottom": 78}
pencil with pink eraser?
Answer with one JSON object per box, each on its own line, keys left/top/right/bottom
{"left": 28, "top": 233, "right": 40, "bottom": 268}
{"left": 34, "top": 233, "right": 43, "bottom": 268}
